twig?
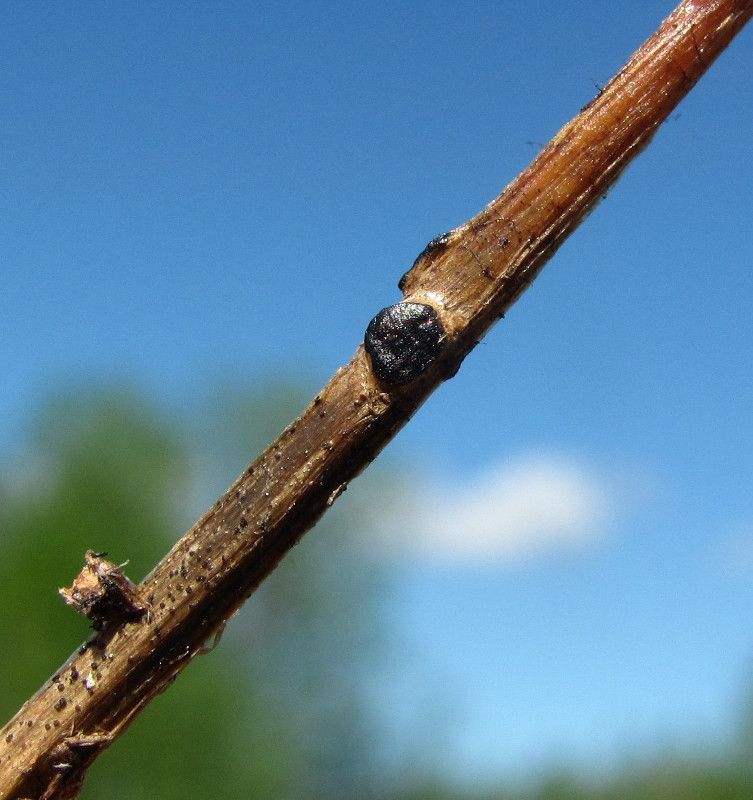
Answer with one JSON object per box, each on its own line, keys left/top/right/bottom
{"left": 1, "top": 1, "right": 750, "bottom": 797}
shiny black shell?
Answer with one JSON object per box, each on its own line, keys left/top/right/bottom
{"left": 364, "top": 302, "right": 445, "bottom": 385}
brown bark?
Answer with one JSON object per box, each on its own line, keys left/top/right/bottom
{"left": 1, "top": 1, "right": 750, "bottom": 797}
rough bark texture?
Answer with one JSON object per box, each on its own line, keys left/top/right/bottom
{"left": 1, "top": 1, "right": 750, "bottom": 797}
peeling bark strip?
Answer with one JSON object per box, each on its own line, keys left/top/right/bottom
{"left": 1, "top": 2, "right": 751, "bottom": 797}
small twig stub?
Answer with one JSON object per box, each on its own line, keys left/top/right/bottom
{"left": 59, "top": 550, "right": 148, "bottom": 630}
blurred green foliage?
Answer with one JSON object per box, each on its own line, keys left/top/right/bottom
{"left": 0, "top": 382, "right": 388, "bottom": 798}
{"left": 0, "top": 380, "right": 751, "bottom": 799}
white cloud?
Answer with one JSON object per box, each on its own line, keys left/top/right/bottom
{"left": 369, "top": 452, "right": 616, "bottom": 566}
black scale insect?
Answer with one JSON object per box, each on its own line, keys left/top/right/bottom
{"left": 398, "top": 231, "right": 452, "bottom": 292}
{"left": 364, "top": 302, "right": 445, "bottom": 386}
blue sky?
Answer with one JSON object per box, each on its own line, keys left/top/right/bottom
{"left": 2, "top": 0, "right": 753, "bottom": 787}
